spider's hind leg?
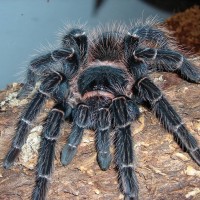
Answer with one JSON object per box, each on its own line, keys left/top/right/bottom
{"left": 17, "top": 66, "right": 37, "bottom": 99}
{"left": 125, "top": 25, "right": 200, "bottom": 83}
{"left": 126, "top": 41, "right": 200, "bottom": 165}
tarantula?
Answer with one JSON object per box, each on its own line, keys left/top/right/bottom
{"left": 3, "top": 19, "right": 200, "bottom": 200}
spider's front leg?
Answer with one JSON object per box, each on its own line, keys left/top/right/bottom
{"left": 32, "top": 102, "right": 72, "bottom": 200}
{"left": 111, "top": 96, "right": 140, "bottom": 200}
{"left": 61, "top": 95, "right": 140, "bottom": 200}
{"left": 3, "top": 72, "right": 68, "bottom": 169}
{"left": 32, "top": 29, "right": 88, "bottom": 200}
{"left": 61, "top": 104, "right": 112, "bottom": 170}
{"left": 61, "top": 103, "right": 87, "bottom": 166}
{"left": 4, "top": 28, "right": 87, "bottom": 169}
{"left": 96, "top": 108, "right": 112, "bottom": 170}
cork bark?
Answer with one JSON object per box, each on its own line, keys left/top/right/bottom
{"left": 0, "top": 6, "right": 200, "bottom": 200}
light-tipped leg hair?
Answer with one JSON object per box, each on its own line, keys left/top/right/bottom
{"left": 4, "top": 72, "right": 69, "bottom": 169}
{"left": 96, "top": 108, "right": 112, "bottom": 170}
{"left": 134, "top": 76, "right": 200, "bottom": 166}
{"left": 124, "top": 32, "right": 200, "bottom": 167}
{"left": 18, "top": 26, "right": 87, "bottom": 99}
{"left": 134, "top": 48, "right": 200, "bottom": 83}
{"left": 129, "top": 20, "right": 170, "bottom": 48}
{"left": 17, "top": 48, "right": 76, "bottom": 99}
{"left": 32, "top": 102, "right": 71, "bottom": 200}
{"left": 111, "top": 96, "right": 140, "bottom": 200}
{"left": 61, "top": 103, "right": 89, "bottom": 165}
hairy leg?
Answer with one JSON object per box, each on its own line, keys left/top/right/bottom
{"left": 61, "top": 103, "right": 90, "bottom": 165}
{"left": 134, "top": 76, "right": 200, "bottom": 166}
{"left": 134, "top": 47, "right": 200, "bottom": 83}
{"left": 4, "top": 72, "right": 68, "bottom": 168}
{"left": 111, "top": 96, "right": 140, "bottom": 200}
{"left": 32, "top": 102, "right": 71, "bottom": 200}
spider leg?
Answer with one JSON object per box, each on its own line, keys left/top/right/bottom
{"left": 96, "top": 128, "right": 112, "bottom": 170}
{"left": 134, "top": 76, "right": 200, "bottom": 166}
{"left": 3, "top": 72, "right": 68, "bottom": 169}
{"left": 17, "top": 48, "right": 78, "bottom": 99}
{"left": 32, "top": 102, "right": 71, "bottom": 200}
{"left": 134, "top": 47, "right": 200, "bottom": 83}
{"left": 61, "top": 103, "right": 89, "bottom": 165}
{"left": 62, "top": 101, "right": 113, "bottom": 169}
{"left": 96, "top": 108, "right": 112, "bottom": 170}
{"left": 111, "top": 96, "right": 140, "bottom": 200}
{"left": 129, "top": 21, "right": 170, "bottom": 48}
{"left": 18, "top": 27, "right": 87, "bottom": 99}
{"left": 124, "top": 35, "right": 200, "bottom": 165}
{"left": 17, "top": 52, "right": 54, "bottom": 99}
{"left": 5, "top": 29, "right": 85, "bottom": 168}
{"left": 61, "top": 124, "right": 84, "bottom": 166}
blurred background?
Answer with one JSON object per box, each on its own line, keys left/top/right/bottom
{"left": 0, "top": 0, "right": 199, "bottom": 89}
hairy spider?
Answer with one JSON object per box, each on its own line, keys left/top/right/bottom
{"left": 3, "top": 18, "right": 200, "bottom": 200}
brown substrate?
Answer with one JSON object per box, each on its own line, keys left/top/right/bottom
{"left": 165, "top": 5, "right": 200, "bottom": 54}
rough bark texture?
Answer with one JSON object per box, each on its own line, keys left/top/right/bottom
{"left": 0, "top": 6, "right": 200, "bottom": 200}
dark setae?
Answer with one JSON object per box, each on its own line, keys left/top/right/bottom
{"left": 3, "top": 19, "right": 200, "bottom": 200}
